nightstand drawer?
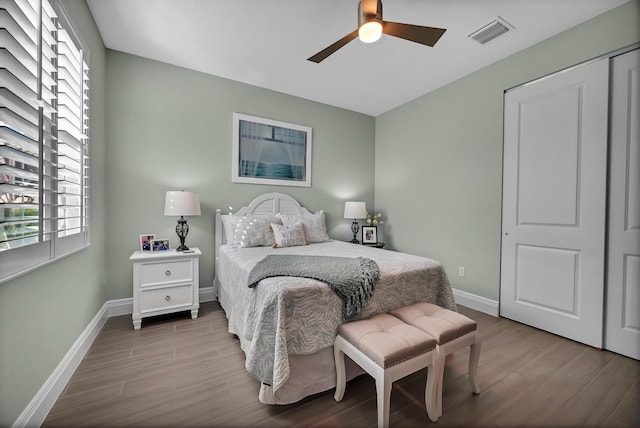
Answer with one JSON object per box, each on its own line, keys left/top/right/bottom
{"left": 140, "top": 260, "right": 193, "bottom": 285}
{"left": 140, "top": 285, "right": 193, "bottom": 313}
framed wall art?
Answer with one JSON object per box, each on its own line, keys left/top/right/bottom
{"left": 232, "top": 113, "right": 312, "bottom": 187}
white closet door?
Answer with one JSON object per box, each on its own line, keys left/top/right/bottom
{"left": 605, "top": 49, "right": 640, "bottom": 360}
{"left": 501, "top": 59, "right": 609, "bottom": 348}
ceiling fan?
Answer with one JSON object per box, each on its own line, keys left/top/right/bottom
{"left": 307, "top": 0, "right": 446, "bottom": 63}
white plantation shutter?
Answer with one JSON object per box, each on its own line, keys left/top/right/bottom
{"left": 0, "top": 0, "right": 90, "bottom": 282}
{"left": 55, "top": 18, "right": 89, "bottom": 239}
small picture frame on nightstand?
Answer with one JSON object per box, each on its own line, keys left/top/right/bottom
{"left": 151, "top": 239, "right": 171, "bottom": 252}
{"left": 139, "top": 234, "right": 155, "bottom": 252}
{"left": 362, "top": 226, "right": 377, "bottom": 244}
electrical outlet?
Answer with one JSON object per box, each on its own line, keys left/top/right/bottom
{"left": 458, "top": 266, "right": 465, "bottom": 277}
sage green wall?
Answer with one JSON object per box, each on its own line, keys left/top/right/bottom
{"left": 374, "top": 0, "right": 640, "bottom": 302}
{"left": 104, "top": 51, "right": 375, "bottom": 301}
{"left": 0, "top": 1, "right": 107, "bottom": 426}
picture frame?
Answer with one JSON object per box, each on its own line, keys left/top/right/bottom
{"left": 232, "top": 113, "right": 312, "bottom": 187}
{"left": 139, "top": 234, "right": 155, "bottom": 252}
{"left": 151, "top": 239, "right": 171, "bottom": 252}
{"left": 362, "top": 226, "right": 377, "bottom": 244}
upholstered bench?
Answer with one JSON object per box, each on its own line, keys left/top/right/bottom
{"left": 390, "top": 303, "right": 481, "bottom": 418}
{"left": 334, "top": 313, "right": 440, "bottom": 427}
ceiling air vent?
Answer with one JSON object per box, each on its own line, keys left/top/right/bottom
{"left": 468, "top": 17, "right": 513, "bottom": 45}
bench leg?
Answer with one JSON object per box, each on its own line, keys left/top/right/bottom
{"left": 469, "top": 335, "right": 481, "bottom": 394}
{"left": 434, "top": 346, "right": 446, "bottom": 418}
{"left": 425, "top": 360, "right": 440, "bottom": 422}
{"left": 334, "top": 340, "right": 346, "bottom": 402}
{"left": 375, "top": 374, "right": 392, "bottom": 428}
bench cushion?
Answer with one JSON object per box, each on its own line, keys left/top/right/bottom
{"left": 390, "top": 303, "right": 477, "bottom": 344}
{"left": 337, "top": 313, "right": 436, "bottom": 369}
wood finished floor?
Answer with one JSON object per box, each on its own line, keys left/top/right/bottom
{"left": 43, "top": 302, "right": 640, "bottom": 427}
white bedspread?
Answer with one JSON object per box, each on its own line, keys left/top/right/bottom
{"left": 216, "top": 240, "right": 455, "bottom": 393}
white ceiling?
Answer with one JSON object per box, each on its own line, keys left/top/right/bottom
{"left": 86, "top": 0, "right": 629, "bottom": 117}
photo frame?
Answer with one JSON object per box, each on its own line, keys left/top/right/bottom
{"left": 362, "top": 226, "right": 377, "bottom": 244}
{"left": 232, "top": 113, "right": 312, "bottom": 187}
{"left": 139, "top": 234, "right": 155, "bottom": 252}
{"left": 151, "top": 239, "right": 171, "bottom": 252}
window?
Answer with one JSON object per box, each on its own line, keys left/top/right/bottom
{"left": 0, "top": 0, "right": 90, "bottom": 283}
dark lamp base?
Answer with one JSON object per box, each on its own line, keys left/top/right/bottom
{"left": 175, "top": 216, "right": 191, "bottom": 252}
{"left": 350, "top": 220, "right": 360, "bottom": 244}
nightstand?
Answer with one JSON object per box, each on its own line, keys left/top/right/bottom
{"left": 363, "top": 242, "right": 385, "bottom": 249}
{"left": 129, "top": 248, "right": 201, "bottom": 330}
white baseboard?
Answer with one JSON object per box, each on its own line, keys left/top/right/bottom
{"left": 12, "top": 287, "right": 217, "bottom": 428}
{"left": 199, "top": 286, "right": 217, "bottom": 303}
{"left": 106, "top": 297, "right": 133, "bottom": 317}
{"left": 452, "top": 288, "right": 499, "bottom": 317}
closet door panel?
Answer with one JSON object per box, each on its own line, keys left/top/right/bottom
{"left": 605, "top": 48, "right": 640, "bottom": 360}
{"left": 501, "top": 58, "right": 609, "bottom": 348}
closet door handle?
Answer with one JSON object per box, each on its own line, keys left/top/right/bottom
{"left": 165, "top": 270, "right": 171, "bottom": 276}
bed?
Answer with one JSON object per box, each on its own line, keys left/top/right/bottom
{"left": 213, "top": 192, "right": 456, "bottom": 405}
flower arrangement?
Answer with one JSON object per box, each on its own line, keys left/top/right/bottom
{"left": 366, "top": 212, "right": 383, "bottom": 227}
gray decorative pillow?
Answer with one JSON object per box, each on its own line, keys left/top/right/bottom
{"left": 271, "top": 221, "right": 307, "bottom": 248}
{"left": 278, "top": 210, "right": 330, "bottom": 243}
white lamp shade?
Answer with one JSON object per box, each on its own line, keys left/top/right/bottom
{"left": 344, "top": 201, "right": 367, "bottom": 219}
{"left": 164, "top": 191, "right": 201, "bottom": 216}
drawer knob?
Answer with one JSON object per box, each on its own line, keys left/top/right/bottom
{"left": 165, "top": 270, "right": 171, "bottom": 276}
{"left": 165, "top": 295, "right": 171, "bottom": 301}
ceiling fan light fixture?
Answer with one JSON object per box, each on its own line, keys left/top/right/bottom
{"left": 359, "top": 19, "right": 383, "bottom": 43}
{"left": 307, "top": 0, "right": 446, "bottom": 63}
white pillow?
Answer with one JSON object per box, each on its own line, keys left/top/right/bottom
{"left": 221, "top": 215, "right": 280, "bottom": 247}
{"left": 271, "top": 221, "right": 307, "bottom": 248}
{"left": 220, "top": 214, "right": 236, "bottom": 244}
{"left": 278, "top": 210, "right": 330, "bottom": 243}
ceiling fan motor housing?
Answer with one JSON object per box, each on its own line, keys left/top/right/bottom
{"left": 359, "top": 0, "right": 383, "bottom": 27}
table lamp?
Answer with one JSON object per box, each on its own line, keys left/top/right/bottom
{"left": 164, "top": 190, "right": 201, "bottom": 251}
{"left": 344, "top": 201, "right": 367, "bottom": 244}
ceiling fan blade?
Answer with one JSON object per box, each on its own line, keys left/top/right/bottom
{"left": 383, "top": 21, "right": 446, "bottom": 47}
{"left": 307, "top": 29, "right": 359, "bottom": 63}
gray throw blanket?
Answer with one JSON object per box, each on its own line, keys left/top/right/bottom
{"left": 247, "top": 254, "right": 380, "bottom": 319}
